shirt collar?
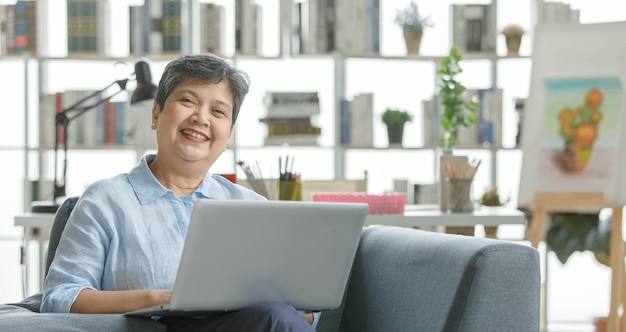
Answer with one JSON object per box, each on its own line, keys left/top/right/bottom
{"left": 128, "top": 154, "right": 213, "bottom": 205}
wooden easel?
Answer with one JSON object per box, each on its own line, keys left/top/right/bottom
{"left": 528, "top": 192, "right": 624, "bottom": 332}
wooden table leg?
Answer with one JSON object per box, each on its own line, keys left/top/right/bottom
{"left": 530, "top": 206, "right": 546, "bottom": 249}
{"left": 608, "top": 207, "right": 624, "bottom": 332}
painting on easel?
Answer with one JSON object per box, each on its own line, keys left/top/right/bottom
{"left": 517, "top": 21, "right": 626, "bottom": 207}
{"left": 538, "top": 77, "right": 622, "bottom": 183}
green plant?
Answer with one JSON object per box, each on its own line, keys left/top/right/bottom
{"left": 381, "top": 108, "right": 413, "bottom": 127}
{"left": 393, "top": 1, "right": 433, "bottom": 35}
{"left": 437, "top": 45, "right": 479, "bottom": 154}
{"left": 546, "top": 212, "right": 611, "bottom": 267}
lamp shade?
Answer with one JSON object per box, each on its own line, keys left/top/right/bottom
{"left": 130, "top": 59, "right": 157, "bottom": 105}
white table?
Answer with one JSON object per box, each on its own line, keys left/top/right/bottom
{"left": 366, "top": 205, "right": 526, "bottom": 229}
{"left": 15, "top": 205, "right": 526, "bottom": 294}
{"left": 14, "top": 212, "right": 55, "bottom": 295}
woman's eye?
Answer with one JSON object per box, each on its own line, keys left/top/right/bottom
{"left": 179, "top": 98, "right": 196, "bottom": 106}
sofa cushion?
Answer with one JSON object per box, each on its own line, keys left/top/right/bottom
{"left": 0, "top": 293, "right": 165, "bottom": 332}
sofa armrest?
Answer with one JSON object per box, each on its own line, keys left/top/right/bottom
{"left": 335, "top": 226, "right": 540, "bottom": 332}
{"left": 0, "top": 293, "right": 165, "bottom": 332}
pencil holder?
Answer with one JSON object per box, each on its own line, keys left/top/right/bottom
{"left": 279, "top": 180, "right": 301, "bottom": 201}
{"left": 445, "top": 177, "right": 474, "bottom": 213}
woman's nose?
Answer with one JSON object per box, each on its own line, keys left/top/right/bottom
{"left": 192, "top": 107, "right": 211, "bottom": 126}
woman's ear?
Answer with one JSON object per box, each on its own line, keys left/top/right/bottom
{"left": 151, "top": 103, "right": 160, "bottom": 130}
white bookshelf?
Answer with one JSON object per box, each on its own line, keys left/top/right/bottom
{"left": 0, "top": 0, "right": 543, "bottom": 206}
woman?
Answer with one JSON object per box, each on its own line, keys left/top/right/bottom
{"left": 41, "top": 54, "right": 318, "bottom": 331}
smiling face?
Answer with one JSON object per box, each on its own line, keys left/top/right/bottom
{"left": 151, "top": 78, "right": 234, "bottom": 169}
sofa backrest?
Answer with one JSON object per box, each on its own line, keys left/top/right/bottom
{"left": 44, "top": 196, "right": 79, "bottom": 278}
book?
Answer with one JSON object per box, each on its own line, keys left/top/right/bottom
{"left": 235, "top": 0, "right": 261, "bottom": 55}
{"left": 129, "top": 0, "right": 164, "bottom": 54}
{"left": 38, "top": 93, "right": 57, "bottom": 148}
{"left": 264, "top": 91, "right": 321, "bottom": 118}
{"left": 349, "top": 92, "right": 373, "bottom": 148}
{"left": 199, "top": 3, "right": 225, "bottom": 55}
{"left": 514, "top": 98, "right": 526, "bottom": 148}
{"left": 66, "top": 0, "right": 109, "bottom": 54}
{"left": 537, "top": 1, "right": 580, "bottom": 24}
{"left": 115, "top": 101, "right": 126, "bottom": 144}
{"left": 265, "top": 123, "right": 321, "bottom": 136}
{"left": 334, "top": 0, "right": 379, "bottom": 54}
{"left": 265, "top": 91, "right": 321, "bottom": 107}
{"left": 162, "top": 0, "right": 183, "bottom": 53}
{"left": 12, "top": 1, "right": 26, "bottom": 54}
{"left": 265, "top": 104, "right": 321, "bottom": 118}
{"left": 290, "top": 1, "right": 302, "bottom": 54}
{"left": 340, "top": 98, "right": 350, "bottom": 145}
{"left": 12, "top": 0, "right": 37, "bottom": 55}
{"left": 365, "top": 0, "right": 380, "bottom": 54}
{"left": 62, "top": 90, "right": 94, "bottom": 146}
{"left": 421, "top": 94, "right": 440, "bottom": 148}
{"left": 128, "top": 3, "right": 145, "bottom": 54}
{"left": 264, "top": 134, "right": 319, "bottom": 146}
{"left": 124, "top": 101, "right": 156, "bottom": 148}
{"left": 444, "top": 88, "right": 503, "bottom": 148}
{"left": 104, "top": 100, "right": 117, "bottom": 144}
{"left": 0, "top": 5, "right": 14, "bottom": 55}
{"left": 55, "top": 92, "right": 65, "bottom": 146}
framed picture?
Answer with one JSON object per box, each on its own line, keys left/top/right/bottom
{"left": 518, "top": 22, "right": 626, "bottom": 207}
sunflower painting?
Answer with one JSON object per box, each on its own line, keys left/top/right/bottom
{"left": 539, "top": 77, "right": 622, "bottom": 181}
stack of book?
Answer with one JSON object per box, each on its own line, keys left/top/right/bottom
{"left": 421, "top": 88, "right": 503, "bottom": 148}
{"left": 38, "top": 90, "right": 155, "bottom": 149}
{"left": 129, "top": 0, "right": 190, "bottom": 55}
{"left": 260, "top": 91, "right": 321, "bottom": 146}
{"left": 289, "top": 0, "right": 379, "bottom": 55}
{"left": 451, "top": 3, "right": 497, "bottom": 53}
{"left": 535, "top": 1, "right": 580, "bottom": 24}
{"left": 0, "top": 0, "right": 37, "bottom": 56}
{"left": 235, "top": 0, "right": 262, "bottom": 55}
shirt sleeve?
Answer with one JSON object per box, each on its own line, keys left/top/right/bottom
{"left": 40, "top": 192, "right": 112, "bottom": 313}
{"left": 312, "top": 311, "right": 321, "bottom": 329}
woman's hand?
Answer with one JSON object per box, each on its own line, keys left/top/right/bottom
{"left": 304, "top": 312, "right": 314, "bottom": 325}
{"left": 70, "top": 289, "right": 172, "bottom": 314}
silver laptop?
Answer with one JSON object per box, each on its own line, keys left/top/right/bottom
{"left": 126, "top": 199, "right": 368, "bottom": 317}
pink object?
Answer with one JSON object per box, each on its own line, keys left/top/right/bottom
{"left": 312, "top": 192, "right": 406, "bottom": 214}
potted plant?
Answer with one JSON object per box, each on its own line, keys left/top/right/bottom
{"left": 546, "top": 212, "right": 610, "bottom": 267}
{"left": 500, "top": 24, "right": 525, "bottom": 55}
{"left": 438, "top": 45, "right": 479, "bottom": 155}
{"left": 381, "top": 108, "right": 413, "bottom": 146}
{"left": 437, "top": 45, "right": 480, "bottom": 214}
{"left": 393, "top": 1, "right": 433, "bottom": 54}
{"left": 479, "top": 185, "right": 510, "bottom": 237}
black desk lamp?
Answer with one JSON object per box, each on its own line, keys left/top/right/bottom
{"left": 31, "top": 59, "right": 157, "bottom": 213}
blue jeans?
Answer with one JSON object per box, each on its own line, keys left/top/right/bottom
{"left": 158, "top": 302, "right": 316, "bottom": 332}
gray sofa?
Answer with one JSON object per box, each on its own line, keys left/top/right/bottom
{"left": 0, "top": 197, "right": 540, "bottom": 331}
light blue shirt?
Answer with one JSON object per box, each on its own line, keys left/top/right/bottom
{"left": 41, "top": 154, "right": 321, "bottom": 326}
{"left": 41, "top": 154, "right": 266, "bottom": 311}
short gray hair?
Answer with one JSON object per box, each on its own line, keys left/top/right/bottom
{"left": 154, "top": 54, "right": 250, "bottom": 125}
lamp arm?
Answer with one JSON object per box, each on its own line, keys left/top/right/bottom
{"left": 52, "top": 79, "right": 129, "bottom": 202}
{"left": 56, "top": 79, "right": 128, "bottom": 123}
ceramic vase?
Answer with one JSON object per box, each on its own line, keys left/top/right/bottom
{"left": 505, "top": 35, "right": 522, "bottom": 55}
{"left": 403, "top": 29, "right": 423, "bottom": 55}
